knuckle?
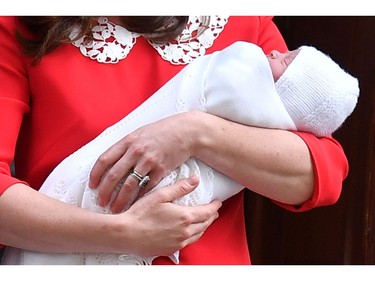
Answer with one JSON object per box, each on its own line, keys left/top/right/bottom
{"left": 158, "top": 162, "right": 169, "bottom": 174}
{"left": 178, "top": 228, "right": 192, "bottom": 241}
{"left": 179, "top": 212, "right": 194, "bottom": 226}
{"left": 123, "top": 181, "right": 135, "bottom": 192}
{"left": 125, "top": 133, "right": 137, "bottom": 143}
{"left": 143, "top": 154, "right": 159, "bottom": 167}
{"left": 105, "top": 170, "right": 121, "bottom": 182}
{"left": 178, "top": 181, "right": 194, "bottom": 194}
{"left": 133, "top": 145, "right": 146, "bottom": 157}
{"left": 97, "top": 154, "right": 110, "bottom": 165}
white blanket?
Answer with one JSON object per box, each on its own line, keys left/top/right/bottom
{"left": 2, "top": 42, "right": 296, "bottom": 265}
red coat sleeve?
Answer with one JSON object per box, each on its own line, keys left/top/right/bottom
{"left": 0, "top": 16, "right": 30, "bottom": 195}
{"left": 275, "top": 132, "right": 348, "bottom": 212}
{"left": 257, "top": 16, "right": 288, "bottom": 54}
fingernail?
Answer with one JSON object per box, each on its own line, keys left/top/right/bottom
{"left": 98, "top": 198, "right": 104, "bottom": 207}
{"left": 187, "top": 176, "right": 198, "bottom": 186}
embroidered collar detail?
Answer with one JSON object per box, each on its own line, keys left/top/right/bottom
{"left": 71, "top": 16, "right": 229, "bottom": 65}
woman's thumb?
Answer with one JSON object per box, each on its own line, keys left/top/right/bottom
{"left": 164, "top": 176, "right": 200, "bottom": 202}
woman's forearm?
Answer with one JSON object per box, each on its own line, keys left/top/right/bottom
{"left": 188, "top": 111, "right": 314, "bottom": 205}
{"left": 0, "top": 181, "right": 221, "bottom": 256}
{"left": 0, "top": 183, "right": 122, "bottom": 253}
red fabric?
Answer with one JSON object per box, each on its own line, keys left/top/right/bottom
{"left": 274, "top": 132, "right": 349, "bottom": 212}
{"left": 0, "top": 16, "right": 348, "bottom": 264}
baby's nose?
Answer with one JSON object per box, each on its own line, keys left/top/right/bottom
{"left": 269, "top": 50, "right": 280, "bottom": 58}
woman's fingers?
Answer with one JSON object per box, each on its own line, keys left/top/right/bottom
{"left": 89, "top": 115, "right": 194, "bottom": 211}
{"left": 88, "top": 147, "right": 120, "bottom": 190}
{"left": 123, "top": 177, "right": 222, "bottom": 256}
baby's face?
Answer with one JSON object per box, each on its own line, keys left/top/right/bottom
{"left": 267, "top": 49, "right": 300, "bottom": 82}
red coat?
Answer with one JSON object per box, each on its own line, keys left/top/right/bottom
{"left": 0, "top": 16, "right": 348, "bottom": 264}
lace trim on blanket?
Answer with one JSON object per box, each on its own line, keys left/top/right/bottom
{"left": 71, "top": 16, "right": 228, "bottom": 65}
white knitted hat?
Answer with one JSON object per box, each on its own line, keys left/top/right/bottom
{"left": 275, "top": 46, "right": 359, "bottom": 137}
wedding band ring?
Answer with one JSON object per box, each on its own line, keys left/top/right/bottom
{"left": 139, "top": 175, "right": 150, "bottom": 188}
{"left": 130, "top": 170, "right": 151, "bottom": 188}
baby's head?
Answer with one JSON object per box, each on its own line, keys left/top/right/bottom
{"left": 273, "top": 46, "right": 359, "bottom": 136}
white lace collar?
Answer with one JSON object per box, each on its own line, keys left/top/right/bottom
{"left": 71, "top": 16, "right": 229, "bottom": 65}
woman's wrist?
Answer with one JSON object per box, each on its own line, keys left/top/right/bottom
{"left": 179, "top": 111, "right": 211, "bottom": 159}
{"left": 95, "top": 213, "right": 133, "bottom": 254}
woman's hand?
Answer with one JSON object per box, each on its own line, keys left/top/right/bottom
{"left": 89, "top": 107, "right": 314, "bottom": 214}
{"left": 0, "top": 177, "right": 221, "bottom": 256}
{"left": 116, "top": 176, "right": 222, "bottom": 257}
{"left": 89, "top": 113, "right": 194, "bottom": 213}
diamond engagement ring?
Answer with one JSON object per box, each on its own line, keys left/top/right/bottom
{"left": 130, "top": 170, "right": 151, "bottom": 188}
